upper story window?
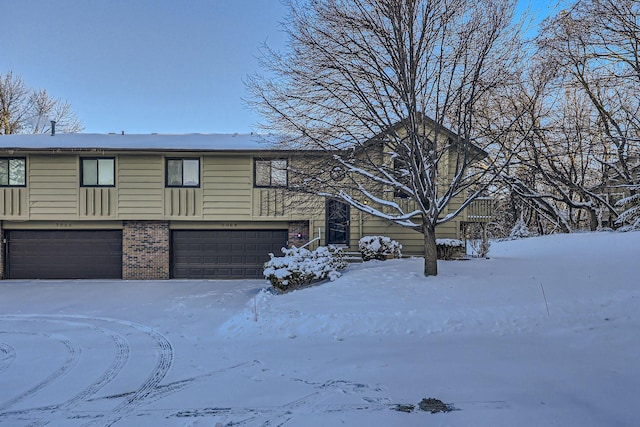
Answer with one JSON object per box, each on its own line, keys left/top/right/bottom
{"left": 0, "top": 158, "right": 26, "bottom": 187}
{"left": 166, "top": 158, "right": 200, "bottom": 187}
{"left": 255, "top": 158, "right": 287, "bottom": 187}
{"left": 81, "top": 158, "right": 115, "bottom": 187}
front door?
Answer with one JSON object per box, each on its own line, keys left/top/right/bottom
{"left": 326, "top": 199, "right": 350, "bottom": 245}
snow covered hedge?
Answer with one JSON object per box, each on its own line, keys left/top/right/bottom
{"left": 358, "top": 236, "right": 402, "bottom": 261}
{"left": 263, "top": 246, "right": 347, "bottom": 292}
{"left": 435, "top": 238, "right": 466, "bottom": 260}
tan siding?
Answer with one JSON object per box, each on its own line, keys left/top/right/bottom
{"left": 253, "top": 188, "right": 286, "bottom": 217}
{"left": 359, "top": 213, "right": 459, "bottom": 256}
{"left": 0, "top": 188, "right": 27, "bottom": 218}
{"left": 2, "top": 220, "right": 123, "bottom": 230}
{"left": 360, "top": 215, "right": 423, "bottom": 255}
{"left": 165, "top": 188, "right": 202, "bottom": 217}
{"left": 202, "top": 156, "right": 252, "bottom": 218}
{"left": 287, "top": 194, "right": 324, "bottom": 220}
{"left": 117, "top": 155, "right": 164, "bottom": 218}
{"left": 80, "top": 187, "right": 116, "bottom": 217}
{"left": 448, "top": 193, "right": 465, "bottom": 221}
{"left": 28, "top": 155, "right": 78, "bottom": 219}
{"left": 169, "top": 220, "right": 289, "bottom": 230}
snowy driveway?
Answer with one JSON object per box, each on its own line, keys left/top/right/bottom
{"left": 0, "top": 280, "right": 267, "bottom": 426}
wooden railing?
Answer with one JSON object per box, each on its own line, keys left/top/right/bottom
{"left": 466, "top": 197, "right": 493, "bottom": 222}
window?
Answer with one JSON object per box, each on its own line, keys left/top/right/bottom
{"left": 254, "top": 158, "right": 287, "bottom": 187}
{"left": 0, "top": 158, "right": 26, "bottom": 187}
{"left": 166, "top": 158, "right": 200, "bottom": 187}
{"left": 81, "top": 158, "right": 115, "bottom": 186}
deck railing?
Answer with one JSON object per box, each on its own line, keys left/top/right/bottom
{"left": 467, "top": 197, "right": 493, "bottom": 222}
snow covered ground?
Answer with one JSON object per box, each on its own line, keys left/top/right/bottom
{"left": 0, "top": 231, "right": 638, "bottom": 426}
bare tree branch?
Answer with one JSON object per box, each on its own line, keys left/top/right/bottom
{"left": 0, "top": 71, "right": 83, "bottom": 135}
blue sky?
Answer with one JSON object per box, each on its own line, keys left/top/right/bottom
{"left": 1, "top": 0, "right": 556, "bottom": 135}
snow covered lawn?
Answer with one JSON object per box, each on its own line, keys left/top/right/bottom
{"left": 0, "top": 232, "right": 638, "bottom": 426}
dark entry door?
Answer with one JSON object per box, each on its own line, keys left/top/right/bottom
{"left": 326, "top": 199, "right": 350, "bottom": 245}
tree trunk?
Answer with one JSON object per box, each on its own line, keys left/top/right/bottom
{"left": 589, "top": 209, "right": 599, "bottom": 231}
{"left": 423, "top": 225, "right": 438, "bottom": 276}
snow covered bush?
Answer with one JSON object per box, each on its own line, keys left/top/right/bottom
{"left": 358, "top": 235, "right": 402, "bottom": 261}
{"left": 263, "top": 246, "right": 347, "bottom": 291}
{"left": 464, "top": 222, "right": 491, "bottom": 258}
{"left": 327, "top": 245, "right": 348, "bottom": 271}
{"left": 509, "top": 217, "right": 534, "bottom": 239}
{"left": 435, "top": 238, "right": 466, "bottom": 260}
{"left": 468, "top": 236, "right": 491, "bottom": 258}
{"left": 615, "top": 193, "right": 640, "bottom": 231}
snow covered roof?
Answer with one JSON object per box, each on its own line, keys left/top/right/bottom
{"left": 0, "top": 133, "right": 306, "bottom": 152}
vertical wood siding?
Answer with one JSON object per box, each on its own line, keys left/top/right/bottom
{"left": 254, "top": 188, "right": 286, "bottom": 217}
{"left": 0, "top": 188, "right": 27, "bottom": 217}
{"left": 80, "top": 187, "right": 116, "bottom": 217}
{"left": 165, "top": 187, "right": 201, "bottom": 217}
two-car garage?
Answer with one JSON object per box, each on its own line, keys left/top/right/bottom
{"left": 3, "top": 228, "right": 288, "bottom": 280}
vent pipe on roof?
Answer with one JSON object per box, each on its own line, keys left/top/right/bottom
{"left": 50, "top": 120, "right": 56, "bottom": 136}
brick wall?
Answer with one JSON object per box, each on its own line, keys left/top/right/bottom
{"left": 288, "top": 221, "right": 310, "bottom": 248}
{"left": 122, "top": 221, "right": 170, "bottom": 280}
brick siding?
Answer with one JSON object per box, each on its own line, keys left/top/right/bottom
{"left": 122, "top": 221, "right": 169, "bottom": 280}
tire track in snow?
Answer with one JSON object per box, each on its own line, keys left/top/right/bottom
{"left": 0, "top": 316, "right": 131, "bottom": 424}
{"left": 127, "top": 359, "right": 259, "bottom": 406}
{"left": 36, "top": 318, "right": 132, "bottom": 427}
{"left": 58, "top": 327, "right": 130, "bottom": 408}
{"left": 0, "top": 331, "right": 79, "bottom": 413}
{"left": 54, "top": 316, "right": 175, "bottom": 427}
{"left": 99, "top": 329, "right": 173, "bottom": 426}
{"left": 0, "top": 315, "right": 169, "bottom": 426}
{"left": 172, "top": 379, "right": 386, "bottom": 426}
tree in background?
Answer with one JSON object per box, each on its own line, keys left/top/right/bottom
{"left": 496, "top": 58, "right": 617, "bottom": 233}
{"left": 0, "top": 71, "right": 82, "bottom": 135}
{"left": 490, "top": 0, "right": 640, "bottom": 233}
{"left": 248, "top": 0, "right": 522, "bottom": 276}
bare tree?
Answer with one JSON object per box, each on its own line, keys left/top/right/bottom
{"left": 540, "top": 0, "right": 639, "bottom": 219}
{"left": 248, "top": 0, "right": 522, "bottom": 276}
{"left": 0, "top": 71, "right": 83, "bottom": 135}
{"left": 498, "top": 60, "right": 618, "bottom": 233}
{"left": 492, "top": 0, "right": 640, "bottom": 233}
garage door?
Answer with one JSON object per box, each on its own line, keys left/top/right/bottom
{"left": 6, "top": 230, "right": 123, "bottom": 279}
{"left": 171, "top": 229, "right": 288, "bottom": 279}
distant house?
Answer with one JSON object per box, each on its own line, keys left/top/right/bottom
{"left": 594, "top": 159, "right": 640, "bottom": 228}
{"left": 0, "top": 131, "right": 491, "bottom": 280}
